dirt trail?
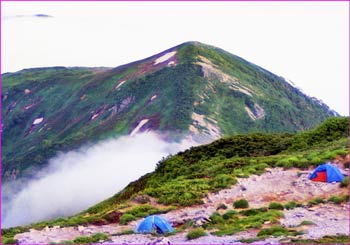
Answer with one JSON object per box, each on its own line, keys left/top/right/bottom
{"left": 15, "top": 167, "right": 349, "bottom": 244}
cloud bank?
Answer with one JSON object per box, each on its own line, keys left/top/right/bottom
{"left": 2, "top": 133, "right": 197, "bottom": 228}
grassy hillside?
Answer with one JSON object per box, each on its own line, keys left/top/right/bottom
{"left": 2, "top": 117, "right": 348, "bottom": 244}
{"left": 2, "top": 41, "right": 337, "bottom": 182}
{"left": 80, "top": 117, "right": 348, "bottom": 213}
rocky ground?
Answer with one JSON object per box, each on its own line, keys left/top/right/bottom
{"left": 15, "top": 167, "right": 349, "bottom": 244}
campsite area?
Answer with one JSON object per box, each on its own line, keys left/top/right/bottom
{"left": 14, "top": 161, "right": 349, "bottom": 244}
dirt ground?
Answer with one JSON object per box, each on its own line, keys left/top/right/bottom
{"left": 15, "top": 167, "right": 349, "bottom": 244}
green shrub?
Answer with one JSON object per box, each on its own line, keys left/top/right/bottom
{"left": 222, "top": 210, "right": 238, "bottom": 220}
{"left": 276, "top": 156, "right": 299, "bottom": 169}
{"left": 307, "top": 197, "right": 325, "bottom": 207}
{"left": 311, "top": 157, "right": 322, "bottom": 165}
{"left": 268, "top": 202, "right": 284, "bottom": 210}
{"left": 340, "top": 177, "right": 349, "bottom": 188}
{"left": 246, "top": 222, "right": 262, "bottom": 229}
{"left": 2, "top": 238, "right": 18, "bottom": 244}
{"left": 239, "top": 207, "right": 267, "bottom": 216}
{"left": 294, "top": 158, "right": 311, "bottom": 169}
{"left": 328, "top": 195, "right": 343, "bottom": 204}
{"left": 209, "top": 209, "right": 284, "bottom": 237}
{"left": 210, "top": 174, "right": 237, "bottom": 189}
{"left": 89, "top": 233, "right": 109, "bottom": 242}
{"left": 119, "top": 214, "right": 136, "bottom": 225}
{"left": 63, "top": 233, "right": 109, "bottom": 244}
{"left": 342, "top": 195, "right": 349, "bottom": 202}
{"left": 238, "top": 238, "right": 258, "bottom": 243}
{"left": 232, "top": 169, "right": 249, "bottom": 178}
{"left": 296, "top": 202, "right": 303, "bottom": 208}
{"left": 284, "top": 201, "right": 297, "bottom": 210}
{"left": 186, "top": 228, "right": 207, "bottom": 240}
{"left": 216, "top": 203, "right": 227, "bottom": 210}
{"left": 257, "top": 225, "right": 290, "bottom": 237}
{"left": 249, "top": 159, "right": 257, "bottom": 164}
{"left": 125, "top": 204, "right": 160, "bottom": 218}
{"left": 233, "top": 199, "right": 249, "bottom": 209}
{"left": 324, "top": 151, "right": 338, "bottom": 160}
{"left": 287, "top": 235, "right": 350, "bottom": 244}
{"left": 209, "top": 212, "right": 224, "bottom": 224}
{"left": 255, "top": 163, "right": 269, "bottom": 170}
{"left": 146, "top": 179, "right": 211, "bottom": 206}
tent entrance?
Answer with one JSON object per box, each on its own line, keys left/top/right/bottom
{"left": 311, "top": 171, "right": 327, "bottom": 182}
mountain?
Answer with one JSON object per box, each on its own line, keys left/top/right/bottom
{"left": 2, "top": 41, "right": 337, "bottom": 181}
{"left": 2, "top": 117, "right": 349, "bottom": 244}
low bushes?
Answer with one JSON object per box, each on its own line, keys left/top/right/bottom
{"left": 216, "top": 203, "right": 228, "bottom": 210}
{"left": 119, "top": 214, "right": 136, "bottom": 225}
{"left": 257, "top": 225, "right": 293, "bottom": 237}
{"left": 284, "top": 201, "right": 297, "bottom": 210}
{"left": 222, "top": 210, "right": 238, "bottom": 220}
{"left": 268, "top": 202, "right": 284, "bottom": 210}
{"left": 2, "top": 238, "right": 18, "bottom": 244}
{"left": 307, "top": 197, "right": 325, "bottom": 207}
{"left": 186, "top": 228, "right": 207, "bottom": 240}
{"left": 209, "top": 212, "right": 225, "bottom": 224}
{"left": 210, "top": 174, "right": 237, "bottom": 189}
{"left": 328, "top": 195, "right": 346, "bottom": 204}
{"left": 145, "top": 179, "right": 211, "bottom": 206}
{"left": 340, "top": 177, "right": 349, "bottom": 188}
{"left": 119, "top": 204, "right": 163, "bottom": 225}
{"left": 59, "top": 233, "right": 109, "bottom": 244}
{"left": 239, "top": 207, "right": 267, "bottom": 216}
{"left": 285, "top": 235, "right": 350, "bottom": 244}
{"left": 208, "top": 208, "right": 284, "bottom": 236}
{"left": 233, "top": 199, "right": 249, "bottom": 209}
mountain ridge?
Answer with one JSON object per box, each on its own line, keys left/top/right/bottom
{"left": 2, "top": 41, "right": 338, "bottom": 182}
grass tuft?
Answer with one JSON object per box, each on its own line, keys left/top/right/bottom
{"left": 186, "top": 228, "right": 207, "bottom": 240}
{"left": 233, "top": 199, "right": 249, "bottom": 209}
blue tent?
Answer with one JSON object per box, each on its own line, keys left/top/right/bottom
{"left": 136, "top": 215, "right": 174, "bottom": 234}
{"left": 309, "top": 163, "right": 344, "bottom": 183}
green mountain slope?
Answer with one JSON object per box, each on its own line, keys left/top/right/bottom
{"left": 2, "top": 117, "right": 348, "bottom": 243}
{"left": 81, "top": 117, "right": 348, "bottom": 213}
{"left": 2, "top": 41, "right": 337, "bottom": 181}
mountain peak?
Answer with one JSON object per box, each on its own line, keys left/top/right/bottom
{"left": 178, "top": 41, "right": 204, "bottom": 47}
{"left": 2, "top": 42, "right": 337, "bottom": 182}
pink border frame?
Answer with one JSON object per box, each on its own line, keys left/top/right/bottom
{"left": 0, "top": 1, "right": 349, "bottom": 244}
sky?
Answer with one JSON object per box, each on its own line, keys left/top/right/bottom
{"left": 1, "top": 1, "right": 349, "bottom": 115}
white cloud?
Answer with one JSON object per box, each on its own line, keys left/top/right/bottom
{"left": 2, "top": 133, "right": 198, "bottom": 228}
{"left": 2, "top": 2, "right": 347, "bottom": 115}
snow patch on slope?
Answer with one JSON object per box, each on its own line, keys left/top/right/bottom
{"left": 130, "top": 119, "right": 149, "bottom": 136}
{"left": 115, "top": 80, "right": 126, "bottom": 90}
{"left": 154, "top": 51, "right": 177, "bottom": 65}
{"left": 33, "top": 117, "right": 44, "bottom": 125}
{"left": 150, "top": 95, "right": 157, "bottom": 101}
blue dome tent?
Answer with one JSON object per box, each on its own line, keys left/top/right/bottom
{"left": 136, "top": 215, "right": 174, "bottom": 234}
{"left": 309, "top": 163, "right": 344, "bottom": 183}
